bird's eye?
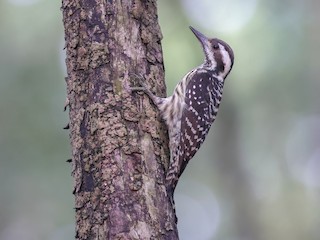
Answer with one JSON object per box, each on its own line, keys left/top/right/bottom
{"left": 213, "top": 44, "right": 219, "bottom": 50}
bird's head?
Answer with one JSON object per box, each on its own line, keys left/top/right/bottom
{"left": 190, "top": 26, "right": 234, "bottom": 79}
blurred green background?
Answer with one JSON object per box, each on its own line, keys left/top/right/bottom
{"left": 0, "top": 0, "right": 319, "bottom": 239}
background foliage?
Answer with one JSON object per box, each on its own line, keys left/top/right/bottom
{"left": 0, "top": 0, "right": 319, "bottom": 239}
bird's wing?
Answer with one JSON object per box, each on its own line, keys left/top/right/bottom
{"left": 166, "top": 72, "right": 223, "bottom": 193}
{"left": 177, "top": 72, "right": 220, "bottom": 176}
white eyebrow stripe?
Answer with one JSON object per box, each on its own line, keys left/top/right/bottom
{"left": 219, "top": 43, "right": 232, "bottom": 78}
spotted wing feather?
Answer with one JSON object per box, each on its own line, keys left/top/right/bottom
{"left": 167, "top": 71, "right": 223, "bottom": 192}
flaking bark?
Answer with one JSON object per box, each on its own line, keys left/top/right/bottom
{"left": 62, "top": 0, "right": 178, "bottom": 239}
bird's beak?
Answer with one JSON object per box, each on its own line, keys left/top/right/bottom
{"left": 189, "top": 26, "right": 209, "bottom": 48}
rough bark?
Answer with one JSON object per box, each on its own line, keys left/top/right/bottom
{"left": 62, "top": 0, "right": 178, "bottom": 239}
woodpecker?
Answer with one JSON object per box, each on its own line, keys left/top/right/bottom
{"left": 133, "top": 26, "right": 234, "bottom": 196}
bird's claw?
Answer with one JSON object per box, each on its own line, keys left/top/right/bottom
{"left": 130, "top": 73, "right": 148, "bottom": 92}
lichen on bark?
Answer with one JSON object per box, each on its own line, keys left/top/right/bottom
{"left": 62, "top": 0, "right": 178, "bottom": 239}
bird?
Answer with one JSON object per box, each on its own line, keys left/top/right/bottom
{"left": 132, "top": 26, "right": 234, "bottom": 197}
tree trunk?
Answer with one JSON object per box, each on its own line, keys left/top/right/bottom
{"left": 62, "top": 0, "right": 178, "bottom": 239}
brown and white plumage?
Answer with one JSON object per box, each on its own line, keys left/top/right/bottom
{"left": 133, "top": 26, "right": 234, "bottom": 196}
